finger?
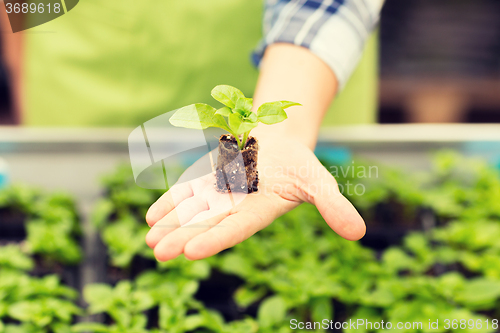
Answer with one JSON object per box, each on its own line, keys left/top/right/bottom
{"left": 146, "top": 181, "right": 193, "bottom": 226}
{"left": 153, "top": 210, "right": 229, "bottom": 262}
{"left": 316, "top": 192, "right": 365, "bottom": 240}
{"left": 184, "top": 211, "right": 265, "bottom": 260}
{"left": 145, "top": 196, "right": 208, "bottom": 248}
{"left": 303, "top": 162, "right": 366, "bottom": 241}
{"left": 175, "top": 196, "right": 209, "bottom": 226}
{"left": 181, "top": 190, "right": 244, "bottom": 227}
{"left": 145, "top": 209, "right": 180, "bottom": 249}
{"left": 184, "top": 196, "right": 280, "bottom": 260}
{"left": 182, "top": 205, "right": 227, "bottom": 227}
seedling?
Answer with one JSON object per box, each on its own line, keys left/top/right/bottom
{"left": 169, "top": 85, "right": 300, "bottom": 193}
{"left": 169, "top": 85, "right": 299, "bottom": 150}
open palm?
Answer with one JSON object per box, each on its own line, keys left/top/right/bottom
{"left": 145, "top": 136, "right": 366, "bottom": 261}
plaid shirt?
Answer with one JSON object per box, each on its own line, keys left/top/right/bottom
{"left": 253, "top": 0, "right": 383, "bottom": 90}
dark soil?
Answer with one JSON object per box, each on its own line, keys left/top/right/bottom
{"left": 195, "top": 269, "right": 246, "bottom": 321}
{"left": 0, "top": 208, "right": 27, "bottom": 242}
{"left": 105, "top": 255, "right": 158, "bottom": 285}
{"left": 215, "top": 134, "right": 259, "bottom": 194}
{"left": 31, "top": 255, "right": 81, "bottom": 290}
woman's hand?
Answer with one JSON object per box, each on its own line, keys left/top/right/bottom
{"left": 145, "top": 135, "right": 365, "bottom": 261}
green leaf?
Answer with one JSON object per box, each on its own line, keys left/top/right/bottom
{"left": 346, "top": 307, "right": 380, "bottom": 333}
{"left": 454, "top": 278, "right": 500, "bottom": 310}
{"left": 3, "top": 324, "right": 30, "bottom": 333}
{"left": 91, "top": 199, "right": 114, "bottom": 229}
{"left": 132, "top": 291, "right": 155, "bottom": 312}
{"left": 235, "top": 97, "right": 253, "bottom": 112}
{"left": 436, "top": 272, "right": 465, "bottom": 299}
{"left": 183, "top": 260, "right": 211, "bottom": 279}
{"left": 233, "top": 108, "right": 248, "bottom": 117}
{"left": 83, "top": 284, "right": 113, "bottom": 313}
{"left": 360, "top": 284, "right": 396, "bottom": 307}
{"left": 311, "top": 297, "right": 333, "bottom": 323}
{"left": 109, "top": 307, "right": 131, "bottom": 328}
{"left": 51, "top": 299, "right": 82, "bottom": 322}
{"left": 219, "top": 253, "right": 253, "bottom": 277}
{"left": 130, "top": 314, "right": 148, "bottom": 330}
{"left": 246, "top": 112, "right": 258, "bottom": 123}
{"left": 169, "top": 103, "right": 232, "bottom": 133}
{"left": 25, "top": 220, "right": 82, "bottom": 264}
{"left": 215, "top": 107, "right": 231, "bottom": 117}
{"left": 101, "top": 217, "right": 150, "bottom": 268}
{"left": 8, "top": 301, "right": 39, "bottom": 322}
{"left": 180, "top": 281, "right": 199, "bottom": 298}
{"left": 200, "top": 310, "right": 225, "bottom": 332}
{"left": 234, "top": 107, "right": 257, "bottom": 123}
{"left": 228, "top": 113, "right": 242, "bottom": 132}
{"left": 0, "top": 245, "right": 34, "bottom": 271}
{"left": 226, "top": 318, "right": 259, "bottom": 333}
{"left": 183, "top": 314, "right": 206, "bottom": 331}
{"left": 279, "top": 101, "right": 301, "bottom": 109}
{"left": 257, "top": 102, "right": 288, "bottom": 125}
{"left": 404, "top": 232, "right": 430, "bottom": 259}
{"left": 234, "top": 287, "right": 266, "bottom": 308}
{"left": 382, "top": 247, "right": 417, "bottom": 273}
{"left": 228, "top": 113, "right": 258, "bottom": 136}
{"left": 158, "top": 303, "right": 175, "bottom": 330}
{"left": 114, "top": 281, "right": 133, "bottom": 301}
{"left": 71, "top": 322, "right": 110, "bottom": 333}
{"left": 257, "top": 296, "right": 286, "bottom": 329}
{"left": 211, "top": 85, "right": 245, "bottom": 108}
{"left": 387, "top": 299, "right": 451, "bottom": 332}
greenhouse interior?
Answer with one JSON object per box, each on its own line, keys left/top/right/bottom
{"left": 1, "top": 0, "right": 500, "bottom": 332}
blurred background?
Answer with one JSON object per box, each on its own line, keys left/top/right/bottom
{"left": 1, "top": 1, "right": 500, "bottom": 332}
{"left": 379, "top": 0, "right": 500, "bottom": 124}
{"left": 0, "top": 0, "right": 499, "bottom": 126}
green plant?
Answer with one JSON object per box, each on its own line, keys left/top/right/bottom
{"left": 217, "top": 195, "right": 500, "bottom": 332}
{"left": 0, "top": 269, "right": 81, "bottom": 333}
{"left": 0, "top": 245, "right": 34, "bottom": 272}
{"left": 74, "top": 271, "right": 257, "bottom": 333}
{"left": 25, "top": 205, "right": 82, "bottom": 265}
{"left": 0, "top": 185, "right": 41, "bottom": 214}
{"left": 169, "top": 85, "right": 300, "bottom": 149}
{"left": 0, "top": 188, "right": 83, "bottom": 333}
{"left": 84, "top": 152, "right": 500, "bottom": 332}
{"left": 0, "top": 186, "right": 82, "bottom": 265}
{"left": 0, "top": 245, "right": 81, "bottom": 333}
{"left": 73, "top": 280, "right": 155, "bottom": 333}
{"left": 216, "top": 204, "right": 379, "bottom": 331}
{"left": 100, "top": 214, "right": 152, "bottom": 268}
{"left": 91, "top": 165, "right": 165, "bottom": 268}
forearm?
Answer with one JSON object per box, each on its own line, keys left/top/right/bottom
{"left": 251, "top": 43, "right": 338, "bottom": 149}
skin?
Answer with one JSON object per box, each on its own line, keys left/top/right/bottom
{"left": 146, "top": 43, "right": 366, "bottom": 261}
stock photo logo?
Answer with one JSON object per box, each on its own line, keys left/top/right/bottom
{"left": 128, "top": 109, "right": 248, "bottom": 227}
{"left": 128, "top": 84, "right": 301, "bottom": 227}
{"left": 3, "top": 0, "right": 79, "bottom": 32}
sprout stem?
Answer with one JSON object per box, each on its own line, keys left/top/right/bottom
{"left": 241, "top": 131, "right": 250, "bottom": 150}
{"left": 234, "top": 133, "right": 242, "bottom": 149}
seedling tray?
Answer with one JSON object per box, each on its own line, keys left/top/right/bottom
{"left": 1, "top": 124, "right": 500, "bottom": 290}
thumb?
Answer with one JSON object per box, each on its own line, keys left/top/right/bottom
{"left": 302, "top": 159, "right": 366, "bottom": 241}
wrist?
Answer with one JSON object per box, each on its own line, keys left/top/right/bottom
{"left": 251, "top": 124, "right": 318, "bottom": 150}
